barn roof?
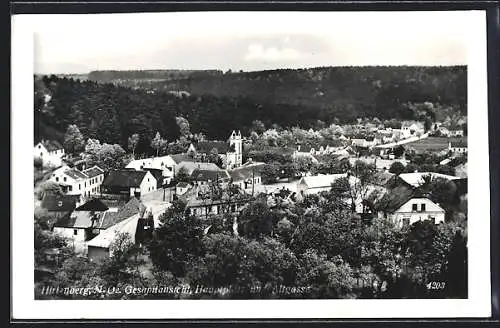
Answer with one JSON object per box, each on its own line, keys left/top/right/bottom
{"left": 229, "top": 163, "right": 265, "bottom": 182}
{"left": 298, "top": 173, "right": 348, "bottom": 189}
{"left": 82, "top": 166, "right": 105, "bottom": 178}
{"left": 41, "top": 193, "right": 80, "bottom": 212}
{"left": 102, "top": 170, "right": 149, "bottom": 188}
{"left": 39, "top": 140, "right": 63, "bottom": 152}
{"left": 191, "top": 168, "right": 231, "bottom": 182}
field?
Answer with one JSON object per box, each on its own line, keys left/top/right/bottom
{"left": 405, "top": 137, "right": 466, "bottom": 152}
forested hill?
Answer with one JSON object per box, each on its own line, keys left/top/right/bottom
{"left": 35, "top": 66, "right": 466, "bottom": 154}
{"left": 88, "top": 66, "right": 467, "bottom": 117}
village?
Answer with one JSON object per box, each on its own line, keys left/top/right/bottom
{"left": 33, "top": 118, "right": 468, "bottom": 266}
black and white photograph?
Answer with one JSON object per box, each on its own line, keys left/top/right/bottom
{"left": 11, "top": 10, "right": 492, "bottom": 319}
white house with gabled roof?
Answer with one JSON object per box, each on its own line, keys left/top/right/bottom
{"left": 50, "top": 165, "right": 105, "bottom": 198}
{"left": 126, "top": 155, "right": 177, "bottom": 184}
{"left": 388, "top": 197, "right": 445, "bottom": 228}
{"left": 34, "top": 140, "right": 65, "bottom": 167}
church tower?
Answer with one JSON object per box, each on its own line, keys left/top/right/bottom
{"left": 227, "top": 130, "right": 242, "bottom": 169}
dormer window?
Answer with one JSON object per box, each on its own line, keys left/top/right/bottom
{"left": 412, "top": 204, "right": 418, "bottom": 212}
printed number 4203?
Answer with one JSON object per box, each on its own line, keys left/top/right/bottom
{"left": 426, "top": 282, "right": 446, "bottom": 290}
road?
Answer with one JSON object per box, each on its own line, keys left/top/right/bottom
{"left": 139, "top": 188, "right": 173, "bottom": 227}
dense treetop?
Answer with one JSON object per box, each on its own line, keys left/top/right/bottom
{"left": 35, "top": 66, "right": 466, "bottom": 155}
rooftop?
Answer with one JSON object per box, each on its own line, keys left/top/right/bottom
{"left": 298, "top": 173, "right": 348, "bottom": 189}
{"left": 82, "top": 166, "right": 105, "bottom": 178}
{"left": 41, "top": 193, "right": 80, "bottom": 212}
{"left": 398, "top": 172, "right": 461, "bottom": 188}
{"left": 38, "top": 140, "right": 63, "bottom": 152}
{"left": 191, "top": 168, "right": 231, "bottom": 182}
{"left": 102, "top": 170, "right": 150, "bottom": 188}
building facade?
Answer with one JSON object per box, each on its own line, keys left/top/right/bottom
{"left": 34, "top": 140, "right": 65, "bottom": 167}
{"left": 387, "top": 197, "right": 445, "bottom": 228}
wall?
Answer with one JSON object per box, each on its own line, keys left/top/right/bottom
{"left": 34, "top": 144, "right": 64, "bottom": 168}
{"left": 53, "top": 227, "right": 87, "bottom": 242}
{"left": 391, "top": 211, "right": 445, "bottom": 227}
{"left": 140, "top": 172, "right": 157, "bottom": 195}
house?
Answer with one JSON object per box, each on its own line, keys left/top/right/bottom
{"left": 292, "top": 144, "right": 320, "bottom": 163}
{"left": 34, "top": 140, "right": 65, "bottom": 167}
{"left": 190, "top": 168, "right": 231, "bottom": 186}
{"left": 101, "top": 170, "right": 157, "bottom": 198}
{"left": 449, "top": 140, "right": 468, "bottom": 154}
{"left": 437, "top": 126, "right": 451, "bottom": 137}
{"left": 296, "top": 173, "right": 348, "bottom": 197}
{"left": 40, "top": 193, "right": 82, "bottom": 226}
{"left": 53, "top": 197, "right": 146, "bottom": 246}
{"left": 52, "top": 203, "right": 109, "bottom": 243}
{"left": 86, "top": 214, "right": 142, "bottom": 261}
{"left": 387, "top": 197, "right": 445, "bottom": 228}
{"left": 125, "top": 155, "right": 176, "bottom": 184}
{"left": 188, "top": 130, "right": 243, "bottom": 169}
{"left": 185, "top": 197, "right": 250, "bottom": 219}
{"left": 143, "top": 168, "right": 164, "bottom": 188}
{"left": 449, "top": 129, "right": 464, "bottom": 137}
{"left": 49, "top": 165, "right": 105, "bottom": 198}
{"left": 394, "top": 172, "right": 462, "bottom": 189}
{"left": 175, "top": 182, "right": 192, "bottom": 196}
{"left": 174, "top": 161, "right": 222, "bottom": 176}
{"left": 401, "top": 121, "right": 425, "bottom": 138}
{"left": 229, "top": 161, "right": 265, "bottom": 192}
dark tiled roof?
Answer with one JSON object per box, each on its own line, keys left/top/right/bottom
{"left": 229, "top": 164, "right": 264, "bottom": 182}
{"left": 170, "top": 153, "right": 193, "bottom": 164}
{"left": 41, "top": 194, "right": 79, "bottom": 212}
{"left": 176, "top": 182, "right": 190, "bottom": 188}
{"left": 374, "top": 186, "right": 415, "bottom": 213}
{"left": 75, "top": 198, "right": 109, "bottom": 212}
{"left": 450, "top": 140, "right": 467, "bottom": 148}
{"left": 143, "top": 168, "right": 163, "bottom": 183}
{"left": 98, "top": 197, "right": 146, "bottom": 229}
{"left": 40, "top": 140, "right": 63, "bottom": 152}
{"left": 102, "top": 170, "right": 149, "bottom": 188}
{"left": 191, "top": 168, "right": 230, "bottom": 182}
{"left": 64, "top": 168, "right": 89, "bottom": 180}
{"left": 82, "top": 166, "right": 104, "bottom": 178}
{"left": 54, "top": 211, "right": 97, "bottom": 229}
{"left": 194, "top": 141, "right": 230, "bottom": 154}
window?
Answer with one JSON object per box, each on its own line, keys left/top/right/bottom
{"left": 55, "top": 177, "right": 59, "bottom": 182}
{"left": 38, "top": 145, "right": 41, "bottom": 149}
{"left": 40, "top": 152, "right": 43, "bottom": 157}
{"left": 412, "top": 204, "right": 418, "bottom": 212}
{"left": 421, "top": 203, "right": 426, "bottom": 212}
{"left": 79, "top": 184, "right": 81, "bottom": 190}
{"left": 403, "top": 218, "right": 410, "bottom": 227}
{"left": 68, "top": 186, "right": 72, "bottom": 191}
{"left": 429, "top": 217, "right": 436, "bottom": 224}
{"left": 63, "top": 177, "right": 67, "bottom": 182}
{"left": 73, "top": 229, "right": 78, "bottom": 236}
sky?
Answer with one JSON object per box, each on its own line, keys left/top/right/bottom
{"left": 20, "top": 11, "right": 473, "bottom": 74}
